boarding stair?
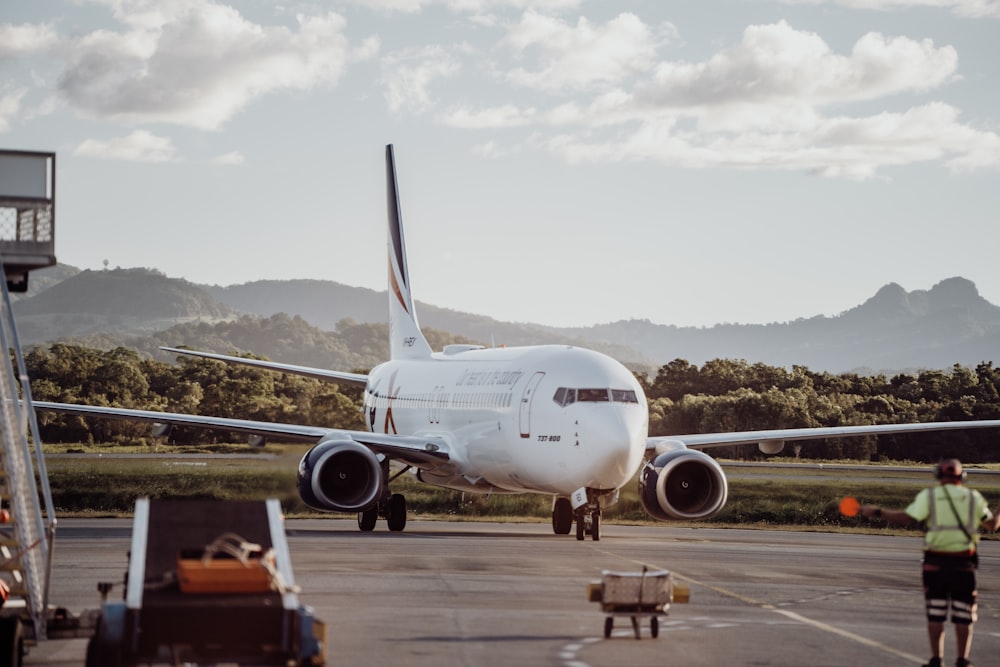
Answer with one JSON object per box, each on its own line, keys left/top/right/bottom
{"left": 0, "top": 149, "right": 59, "bottom": 662}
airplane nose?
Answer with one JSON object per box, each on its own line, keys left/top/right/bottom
{"left": 581, "top": 409, "right": 646, "bottom": 487}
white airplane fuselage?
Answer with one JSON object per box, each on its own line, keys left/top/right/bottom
{"left": 364, "top": 344, "right": 648, "bottom": 496}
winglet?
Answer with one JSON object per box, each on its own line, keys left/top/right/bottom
{"left": 386, "top": 144, "right": 433, "bottom": 360}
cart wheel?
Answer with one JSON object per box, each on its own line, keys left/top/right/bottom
{"left": 87, "top": 602, "right": 126, "bottom": 667}
{"left": 0, "top": 616, "right": 24, "bottom": 667}
{"left": 86, "top": 622, "right": 122, "bottom": 667}
{"left": 576, "top": 518, "right": 585, "bottom": 541}
{"left": 591, "top": 511, "right": 600, "bottom": 541}
{"left": 603, "top": 616, "right": 613, "bottom": 638}
{"left": 651, "top": 616, "right": 659, "bottom": 638}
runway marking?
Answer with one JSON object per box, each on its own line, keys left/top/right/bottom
{"left": 559, "top": 544, "right": 928, "bottom": 666}
{"left": 558, "top": 637, "right": 600, "bottom": 667}
{"left": 672, "top": 573, "right": 923, "bottom": 663}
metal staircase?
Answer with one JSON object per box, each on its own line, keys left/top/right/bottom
{"left": 0, "top": 149, "right": 58, "bottom": 656}
{"left": 0, "top": 262, "right": 55, "bottom": 642}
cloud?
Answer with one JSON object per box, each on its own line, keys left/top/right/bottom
{"left": 73, "top": 129, "right": 177, "bottom": 162}
{"left": 783, "top": 0, "right": 1000, "bottom": 19}
{"left": 543, "top": 102, "right": 1000, "bottom": 179}
{"left": 0, "top": 22, "right": 59, "bottom": 59}
{"left": 381, "top": 46, "right": 461, "bottom": 113}
{"left": 504, "top": 11, "right": 666, "bottom": 92}
{"left": 453, "top": 18, "right": 994, "bottom": 178}
{"left": 340, "top": 0, "right": 582, "bottom": 13}
{"left": 0, "top": 89, "right": 27, "bottom": 133}
{"left": 441, "top": 103, "right": 536, "bottom": 128}
{"left": 58, "top": 1, "right": 370, "bottom": 130}
{"left": 212, "top": 150, "right": 245, "bottom": 165}
{"left": 637, "top": 22, "right": 957, "bottom": 113}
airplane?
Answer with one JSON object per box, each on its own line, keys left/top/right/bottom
{"left": 33, "top": 145, "right": 1000, "bottom": 541}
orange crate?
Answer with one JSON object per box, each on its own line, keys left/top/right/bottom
{"left": 176, "top": 556, "right": 273, "bottom": 594}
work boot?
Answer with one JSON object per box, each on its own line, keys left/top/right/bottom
{"left": 955, "top": 659, "right": 973, "bottom": 667}
{"left": 922, "top": 659, "right": 941, "bottom": 667}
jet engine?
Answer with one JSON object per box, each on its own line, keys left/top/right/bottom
{"left": 297, "top": 438, "right": 384, "bottom": 512}
{"left": 638, "top": 448, "right": 728, "bottom": 521}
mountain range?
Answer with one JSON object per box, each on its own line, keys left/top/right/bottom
{"left": 11, "top": 265, "right": 1000, "bottom": 374}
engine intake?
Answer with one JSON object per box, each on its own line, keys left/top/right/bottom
{"left": 639, "top": 449, "right": 728, "bottom": 521}
{"left": 297, "top": 439, "right": 384, "bottom": 512}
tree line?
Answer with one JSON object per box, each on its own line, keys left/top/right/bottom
{"left": 25, "top": 343, "right": 1000, "bottom": 462}
{"left": 641, "top": 358, "right": 1000, "bottom": 462}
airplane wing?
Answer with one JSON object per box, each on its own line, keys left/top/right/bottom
{"left": 160, "top": 346, "right": 369, "bottom": 387}
{"left": 647, "top": 419, "right": 1000, "bottom": 455}
{"left": 33, "top": 401, "right": 450, "bottom": 469}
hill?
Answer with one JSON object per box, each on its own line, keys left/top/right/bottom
{"left": 13, "top": 267, "right": 239, "bottom": 344}
{"left": 556, "top": 277, "right": 1000, "bottom": 372}
{"left": 11, "top": 268, "right": 1000, "bottom": 373}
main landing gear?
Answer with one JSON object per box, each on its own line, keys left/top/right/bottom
{"left": 358, "top": 462, "right": 410, "bottom": 532}
{"left": 552, "top": 496, "right": 601, "bottom": 541}
{"left": 357, "top": 492, "right": 407, "bottom": 532}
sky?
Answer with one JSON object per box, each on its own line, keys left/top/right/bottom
{"left": 1, "top": 0, "right": 998, "bottom": 329}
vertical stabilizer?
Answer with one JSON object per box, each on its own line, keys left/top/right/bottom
{"left": 386, "top": 145, "right": 434, "bottom": 360}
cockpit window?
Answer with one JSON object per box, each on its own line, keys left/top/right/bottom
{"left": 578, "top": 388, "right": 610, "bottom": 402}
{"left": 553, "top": 387, "right": 577, "bottom": 406}
{"left": 611, "top": 389, "right": 639, "bottom": 403}
{"left": 553, "top": 387, "right": 638, "bottom": 406}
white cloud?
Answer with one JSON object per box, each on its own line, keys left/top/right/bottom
{"left": 340, "top": 0, "right": 582, "bottom": 12}
{"left": 783, "top": 0, "right": 1000, "bottom": 19}
{"left": 0, "top": 89, "right": 27, "bottom": 133}
{"left": 381, "top": 46, "right": 461, "bottom": 113}
{"left": 0, "top": 22, "right": 59, "bottom": 58}
{"left": 638, "top": 22, "right": 957, "bottom": 112}
{"left": 456, "top": 19, "right": 993, "bottom": 178}
{"left": 442, "top": 103, "right": 536, "bottom": 128}
{"left": 58, "top": 1, "right": 368, "bottom": 129}
{"left": 504, "top": 11, "right": 665, "bottom": 92}
{"left": 542, "top": 102, "right": 1000, "bottom": 179}
{"left": 73, "top": 129, "right": 177, "bottom": 162}
{"left": 212, "top": 150, "right": 245, "bottom": 165}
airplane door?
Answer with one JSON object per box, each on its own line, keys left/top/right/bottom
{"left": 519, "top": 372, "right": 545, "bottom": 439}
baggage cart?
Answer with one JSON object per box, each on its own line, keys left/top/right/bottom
{"left": 586, "top": 566, "right": 688, "bottom": 639}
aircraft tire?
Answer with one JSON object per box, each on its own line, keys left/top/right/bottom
{"left": 387, "top": 493, "right": 407, "bottom": 532}
{"left": 552, "top": 498, "right": 573, "bottom": 534}
{"left": 358, "top": 508, "right": 378, "bottom": 532}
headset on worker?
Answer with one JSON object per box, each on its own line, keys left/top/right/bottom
{"left": 933, "top": 459, "right": 968, "bottom": 482}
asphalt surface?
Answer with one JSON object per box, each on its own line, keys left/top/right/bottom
{"left": 23, "top": 518, "right": 1000, "bottom": 666}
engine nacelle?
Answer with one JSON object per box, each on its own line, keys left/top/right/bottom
{"left": 638, "top": 449, "right": 729, "bottom": 521}
{"left": 297, "top": 438, "right": 384, "bottom": 512}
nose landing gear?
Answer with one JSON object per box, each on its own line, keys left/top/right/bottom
{"left": 551, "top": 493, "right": 604, "bottom": 541}
{"left": 575, "top": 509, "right": 600, "bottom": 541}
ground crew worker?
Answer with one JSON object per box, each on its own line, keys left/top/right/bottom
{"left": 860, "top": 458, "right": 1000, "bottom": 667}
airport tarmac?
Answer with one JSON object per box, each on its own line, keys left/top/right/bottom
{"left": 24, "top": 518, "right": 1000, "bottom": 666}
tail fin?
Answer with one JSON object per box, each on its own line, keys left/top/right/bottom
{"left": 386, "top": 144, "right": 433, "bottom": 360}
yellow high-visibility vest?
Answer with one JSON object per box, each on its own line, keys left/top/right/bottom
{"left": 905, "top": 485, "right": 989, "bottom": 553}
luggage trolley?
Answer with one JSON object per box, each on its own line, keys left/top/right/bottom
{"left": 587, "top": 566, "right": 688, "bottom": 639}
